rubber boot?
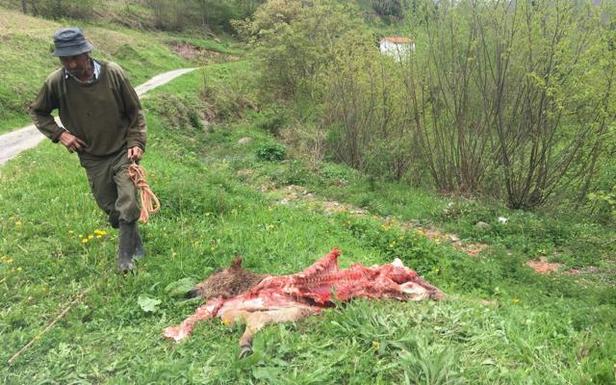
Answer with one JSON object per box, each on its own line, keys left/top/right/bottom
{"left": 133, "top": 224, "right": 145, "bottom": 260}
{"left": 117, "top": 221, "right": 136, "bottom": 273}
{"left": 108, "top": 212, "right": 120, "bottom": 229}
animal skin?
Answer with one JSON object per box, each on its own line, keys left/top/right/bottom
{"left": 164, "top": 249, "right": 443, "bottom": 357}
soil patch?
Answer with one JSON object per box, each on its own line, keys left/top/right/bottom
{"left": 526, "top": 258, "right": 562, "bottom": 274}
{"left": 170, "top": 42, "right": 238, "bottom": 64}
{"left": 264, "top": 184, "right": 489, "bottom": 257}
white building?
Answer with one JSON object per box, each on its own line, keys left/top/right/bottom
{"left": 379, "top": 36, "right": 415, "bottom": 61}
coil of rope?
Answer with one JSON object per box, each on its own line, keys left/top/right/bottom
{"left": 127, "top": 162, "right": 160, "bottom": 223}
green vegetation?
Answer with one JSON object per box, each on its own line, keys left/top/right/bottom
{"left": 1, "top": 2, "right": 615, "bottom": 384}
{"left": 240, "top": 0, "right": 616, "bottom": 219}
{"left": 0, "top": 6, "right": 241, "bottom": 134}
{"left": 2, "top": 56, "right": 615, "bottom": 384}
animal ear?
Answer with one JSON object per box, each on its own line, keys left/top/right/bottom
{"left": 230, "top": 256, "right": 243, "bottom": 269}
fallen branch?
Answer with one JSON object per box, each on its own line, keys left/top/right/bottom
{"left": 8, "top": 286, "right": 92, "bottom": 366}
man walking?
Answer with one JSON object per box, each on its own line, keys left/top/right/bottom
{"left": 29, "top": 27, "right": 146, "bottom": 273}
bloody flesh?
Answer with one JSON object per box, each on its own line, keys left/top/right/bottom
{"left": 164, "top": 249, "right": 443, "bottom": 355}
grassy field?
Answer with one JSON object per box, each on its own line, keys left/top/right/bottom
{"left": 0, "top": 6, "right": 239, "bottom": 134}
{"left": 1, "top": 59, "right": 615, "bottom": 384}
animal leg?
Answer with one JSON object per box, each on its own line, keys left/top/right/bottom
{"left": 235, "top": 307, "right": 317, "bottom": 358}
{"left": 163, "top": 299, "right": 223, "bottom": 342}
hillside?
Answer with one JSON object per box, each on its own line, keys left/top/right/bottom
{"left": 0, "top": 6, "right": 238, "bottom": 133}
{"left": 1, "top": 3, "right": 615, "bottom": 384}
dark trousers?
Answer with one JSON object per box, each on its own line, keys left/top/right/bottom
{"left": 79, "top": 149, "right": 140, "bottom": 227}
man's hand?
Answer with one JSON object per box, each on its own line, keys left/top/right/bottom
{"left": 59, "top": 131, "right": 87, "bottom": 153}
{"left": 128, "top": 146, "right": 144, "bottom": 162}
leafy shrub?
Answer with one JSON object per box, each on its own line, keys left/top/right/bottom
{"left": 144, "top": 0, "right": 264, "bottom": 32}
{"left": 21, "top": 0, "right": 96, "bottom": 20}
{"left": 237, "top": 0, "right": 367, "bottom": 97}
{"left": 256, "top": 143, "right": 286, "bottom": 161}
{"left": 587, "top": 186, "right": 616, "bottom": 225}
{"left": 371, "top": 0, "right": 405, "bottom": 19}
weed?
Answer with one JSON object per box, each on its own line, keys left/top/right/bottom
{"left": 256, "top": 143, "right": 286, "bottom": 162}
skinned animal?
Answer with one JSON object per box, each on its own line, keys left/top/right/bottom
{"left": 164, "top": 249, "right": 443, "bottom": 357}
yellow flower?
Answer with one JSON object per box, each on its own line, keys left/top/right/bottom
{"left": 15, "top": 221, "right": 22, "bottom": 226}
{"left": 96, "top": 235, "right": 102, "bottom": 239}
{"left": 94, "top": 229, "right": 107, "bottom": 236}
{"left": 81, "top": 238, "right": 89, "bottom": 244}
{"left": 88, "top": 235, "right": 94, "bottom": 240}
{"left": 512, "top": 298, "right": 520, "bottom": 304}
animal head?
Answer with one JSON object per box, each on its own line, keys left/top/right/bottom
{"left": 187, "top": 256, "right": 266, "bottom": 300}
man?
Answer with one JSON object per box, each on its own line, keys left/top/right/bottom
{"left": 29, "top": 27, "right": 146, "bottom": 273}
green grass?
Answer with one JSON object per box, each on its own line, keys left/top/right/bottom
{"left": 1, "top": 62, "right": 615, "bottom": 385}
{"left": 0, "top": 6, "right": 238, "bottom": 134}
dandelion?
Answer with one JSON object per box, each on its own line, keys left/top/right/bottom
{"left": 94, "top": 229, "right": 107, "bottom": 236}
{"left": 88, "top": 235, "right": 94, "bottom": 240}
{"left": 15, "top": 221, "right": 22, "bottom": 226}
{"left": 81, "top": 238, "right": 89, "bottom": 244}
{"left": 96, "top": 235, "right": 102, "bottom": 239}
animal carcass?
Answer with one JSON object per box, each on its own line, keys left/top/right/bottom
{"left": 163, "top": 248, "right": 443, "bottom": 357}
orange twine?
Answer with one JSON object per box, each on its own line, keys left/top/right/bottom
{"left": 128, "top": 163, "right": 160, "bottom": 223}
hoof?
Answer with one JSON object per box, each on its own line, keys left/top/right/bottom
{"left": 239, "top": 345, "right": 253, "bottom": 358}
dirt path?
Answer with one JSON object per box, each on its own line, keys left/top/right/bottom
{"left": 262, "top": 184, "right": 488, "bottom": 257}
{"left": 0, "top": 68, "right": 197, "bottom": 166}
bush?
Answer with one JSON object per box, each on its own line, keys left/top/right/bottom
{"left": 19, "top": 0, "right": 97, "bottom": 20}
{"left": 237, "top": 0, "right": 368, "bottom": 98}
{"left": 144, "top": 0, "right": 264, "bottom": 32}
{"left": 256, "top": 143, "right": 286, "bottom": 161}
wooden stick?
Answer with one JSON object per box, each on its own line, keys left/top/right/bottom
{"left": 8, "top": 287, "right": 91, "bottom": 366}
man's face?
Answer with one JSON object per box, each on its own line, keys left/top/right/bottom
{"left": 59, "top": 53, "right": 90, "bottom": 77}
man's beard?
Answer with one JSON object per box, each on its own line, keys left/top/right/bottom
{"left": 68, "top": 61, "right": 92, "bottom": 78}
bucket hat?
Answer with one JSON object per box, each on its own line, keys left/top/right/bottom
{"left": 52, "top": 27, "right": 94, "bottom": 57}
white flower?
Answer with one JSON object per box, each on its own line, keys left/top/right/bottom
{"left": 497, "top": 216, "right": 508, "bottom": 224}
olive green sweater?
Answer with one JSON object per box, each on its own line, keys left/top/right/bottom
{"left": 29, "top": 60, "right": 146, "bottom": 157}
